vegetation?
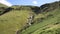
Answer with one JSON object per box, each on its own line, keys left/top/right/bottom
{"left": 0, "top": 1, "right": 60, "bottom": 34}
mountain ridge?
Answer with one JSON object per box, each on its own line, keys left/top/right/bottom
{"left": 0, "top": 1, "right": 60, "bottom": 15}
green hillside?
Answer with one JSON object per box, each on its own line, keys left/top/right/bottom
{"left": 21, "top": 8, "right": 60, "bottom": 34}
{"left": 19, "top": 1, "right": 60, "bottom": 34}
{"left": 0, "top": 1, "right": 60, "bottom": 34}
{"left": 0, "top": 3, "right": 7, "bottom": 7}
{"left": 0, "top": 3, "right": 8, "bottom": 15}
{"left": 0, "top": 8, "right": 33, "bottom": 34}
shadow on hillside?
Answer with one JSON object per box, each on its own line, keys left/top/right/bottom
{"left": 0, "top": 7, "right": 13, "bottom": 16}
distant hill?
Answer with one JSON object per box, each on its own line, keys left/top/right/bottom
{"left": 0, "top": 3, "right": 8, "bottom": 7}
{"left": 0, "top": 1, "right": 60, "bottom": 34}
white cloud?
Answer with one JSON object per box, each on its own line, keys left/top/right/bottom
{"left": 32, "top": 1, "right": 38, "bottom": 4}
{"left": 0, "top": 0, "right": 12, "bottom": 7}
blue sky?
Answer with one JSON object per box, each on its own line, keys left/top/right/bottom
{"left": 7, "top": 0, "right": 59, "bottom": 6}
{"left": 0, "top": 0, "right": 59, "bottom": 7}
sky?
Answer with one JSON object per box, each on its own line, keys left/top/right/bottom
{"left": 0, "top": 0, "right": 59, "bottom": 7}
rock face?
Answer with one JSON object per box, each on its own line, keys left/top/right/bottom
{"left": 27, "top": 14, "right": 34, "bottom": 25}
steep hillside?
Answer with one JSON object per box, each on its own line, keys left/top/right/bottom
{"left": 0, "top": 3, "right": 8, "bottom": 15}
{"left": 0, "top": 1, "right": 60, "bottom": 34}
{"left": 0, "top": 3, "right": 7, "bottom": 7}
{"left": 0, "top": 8, "right": 34, "bottom": 34}
{"left": 18, "top": 1, "right": 60, "bottom": 34}
{"left": 20, "top": 8, "right": 60, "bottom": 34}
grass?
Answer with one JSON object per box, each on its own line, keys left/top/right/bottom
{"left": 21, "top": 8, "right": 60, "bottom": 34}
{"left": 0, "top": 2, "right": 60, "bottom": 34}
{"left": 0, "top": 10, "right": 32, "bottom": 34}
{"left": 0, "top": 4, "right": 8, "bottom": 7}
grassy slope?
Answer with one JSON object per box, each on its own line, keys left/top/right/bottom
{"left": 0, "top": 10, "right": 32, "bottom": 34}
{"left": 0, "top": 3, "right": 7, "bottom": 7}
{"left": 0, "top": 4, "right": 8, "bottom": 14}
{"left": 21, "top": 8, "right": 60, "bottom": 34}
{"left": 32, "top": 8, "right": 60, "bottom": 34}
{"left": 0, "top": 1, "right": 60, "bottom": 34}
